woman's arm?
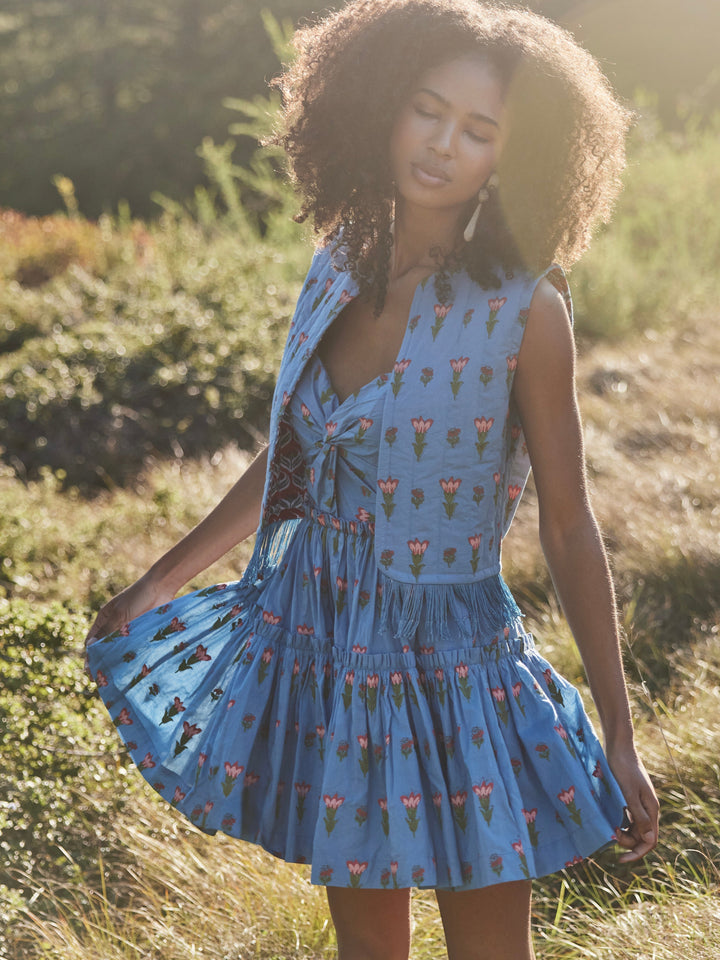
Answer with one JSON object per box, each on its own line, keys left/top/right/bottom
{"left": 85, "top": 445, "right": 268, "bottom": 643}
{"left": 512, "top": 278, "right": 659, "bottom": 863}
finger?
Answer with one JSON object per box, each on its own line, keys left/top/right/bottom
{"left": 616, "top": 835, "right": 656, "bottom": 863}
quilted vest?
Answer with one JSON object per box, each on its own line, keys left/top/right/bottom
{"left": 247, "top": 238, "right": 572, "bottom": 641}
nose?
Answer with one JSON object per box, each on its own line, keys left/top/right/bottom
{"left": 429, "top": 119, "right": 456, "bottom": 157}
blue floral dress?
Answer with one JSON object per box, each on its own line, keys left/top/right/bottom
{"left": 87, "top": 350, "right": 627, "bottom": 891}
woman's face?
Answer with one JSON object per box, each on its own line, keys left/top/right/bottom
{"left": 389, "top": 55, "right": 506, "bottom": 215}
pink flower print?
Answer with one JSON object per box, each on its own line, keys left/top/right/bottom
{"left": 389, "top": 670, "right": 404, "bottom": 707}
{"left": 504, "top": 483, "right": 523, "bottom": 525}
{"left": 475, "top": 368, "right": 493, "bottom": 394}
{"left": 490, "top": 685, "right": 509, "bottom": 726}
{"left": 473, "top": 415, "right": 495, "bottom": 460}
{"left": 408, "top": 312, "right": 421, "bottom": 332}
{"left": 354, "top": 416, "right": 374, "bottom": 443}
{"left": 331, "top": 516, "right": 342, "bottom": 532}
{"left": 378, "top": 476, "right": 399, "bottom": 519}
{"left": 300, "top": 401, "right": 312, "bottom": 424}
{"left": 347, "top": 859, "right": 368, "bottom": 888}
{"left": 391, "top": 358, "right": 411, "bottom": 396}
{"left": 558, "top": 785, "right": 583, "bottom": 826}
{"left": 342, "top": 669, "right": 355, "bottom": 711}
{"left": 220, "top": 760, "right": 245, "bottom": 797}
{"left": 318, "top": 865, "right": 334, "bottom": 885}
{"left": 450, "top": 790, "right": 469, "bottom": 832}
{"left": 336, "top": 575, "right": 348, "bottom": 615}
{"left": 171, "top": 786, "right": 186, "bottom": 807}
{"left": 315, "top": 724, "right": 326, "bottom": 760}
{"left": 401, "top": 791, "right": 422, "bottom": 834}
{"left": 358, "top": 588, "right": 371, "bottom": 608}
{"left": 400, "top": 736, "right": 417, "bottom": 760}
{"left": 355, "top": 506, "right": 372, "bottom": 524}
{"left": 511, "top": 757, "right": 522, "bottom": 778}
{"left": 199, "top": 800, "right": 214, "bottom": 828}
{"left": 309, "top": 466, "right": 316, "bottom": 485}
{"left": 160, "top": 695, "right": 186, "bottom": 725}
{"left": 407, "top": 537, "right": 430, "bottom": 580}
{"left": 410, "top": 488, "right": 424, "bottom": 509}
{"left": 524, "top": 807, "right": 541, "bottom": 850}
{"left": 472, "top": 780, "right": 494, "bottom": 824}
{"left": 140, "top": 752, "right": 155, "bottom": 769}
{"left": 366, "top": 672, "right": 380, "bottom": 713}
{"left": 325, "top": 420, "right": 338, "bottom": 438}
{"left": 492, "top": 471, "right": 503, "bottom": 507}
{"left": 198, "top": 752, "right": 207, "bottom": 767}
{"left": 411, "top": 865, "right": 425, "bottom": 884}
{"left": 294, "top": 780, "right": 312, "bottom": 822}
{"left": 378, "top": 796, "right": 390, "bottom": 836}
{"left": 439, "top": 476, "right": 462, "bottom": 519}
{"left": 95, "top": 669, "right": 108, "bottom": 687}
{"left": 257, "top": 645, "right": 273, "bottom": 684}
{"left": 486, "top": 296, "right": 507, "bottom": 336}
{"left": 463, "top": 307, "right": 475, "bottom": 327}
{"left": 357, "top": 734, "right": 370, "bottom": 776}
{"left": 470, "top": 486, "right": 484, "bottom": 510}
{"left": 311, "top": 277, "right": 333, "bottom": 311}
{"left": 221, "top": 814, "right": 236, "bottom": 830}
{"left": 466, "top": 533, "right": 483, "bottom": 574}
{"left": 433, "top": 667, "right": 446, "bottom": 706}
{"left": 173, "top": 719, "right": 201, "bottom": 757}
{"left": 296, "top": 623, "right": 314, "bottom": 636}
{"left": 432, "top": 792, "right": 443, "bottom": 823}
{"left": 113, "top": 707, "right": 133, "bottom": 727}
{"left": 282, "top": 390, "right": 291, "bottom": 407}
{"left": 242, "top": 713, "right": 256, "bottom": 731}
{"left": 536, "top": 742, "right": 550, "bottom": 760}
{"left": 505, "top": 353, "right": 519, "bottom": 389}
{"left": 352, "top": 643, "right": 368, "bottom": 654}
{"left": 151, "top": 614, "right": 186, "bottom": 644}
{"left": 384, "top": 426, "right": 398, "bottom": 446}
{"left": 431, "top": 302, "right": 453, "bottom": 340}
{"left": 454, "top": 660, "right": 472, "bottom": 699}
{"left": 449, "top": 356, "right": 469, "bottom": 398}
{"left": 471, "top": 726, "right": 485, "bottom": 749}
{"left": 511, "top": 681, "right": 526, "bottom": 717}
{"left": 323, "top": 793, "right": 345, "bottom": 836}
{"left": 262, "top": 609, "right": 281, "bottom": 625}
{"left": 338, "top": 288, "right": 354, "bottom": 305}
{"left": 336, "top": 739, "right": 349, "bottom": 761}
{"left": 489, "top": 853, "right": 504, "bottom": 877}
{"left": 411, "top": 416, "right": 434, "bottom": 460}
{"left": 554, "top": 723, "right": 577, "bottom": 758}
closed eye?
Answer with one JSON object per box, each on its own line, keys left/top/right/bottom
{"left": 414, "top": 105, "right": 439, "bottom": 120}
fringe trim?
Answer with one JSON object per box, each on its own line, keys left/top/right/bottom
{"left": 377, "top": 571, "right": 523, "bottom": 644}
{"left": 245, "top": 519, "right": 302, "bottom": 584}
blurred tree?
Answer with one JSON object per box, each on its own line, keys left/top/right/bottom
{"left": 0, "top": 0, "right": 315, "bottom": 219}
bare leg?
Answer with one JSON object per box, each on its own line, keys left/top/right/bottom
{"left": 326, "top": 886, "right": 413, "bottom": 960}
{"left": 435, "top": 880, "right": 536, "bottom": 960}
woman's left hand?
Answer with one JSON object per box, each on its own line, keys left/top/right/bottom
{"left": 605, "top": 742, "right": 660, "bottom": 863}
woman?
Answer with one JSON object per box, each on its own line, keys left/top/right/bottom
{"left": 86, "top": 1, "right": 659, "bottom": 957}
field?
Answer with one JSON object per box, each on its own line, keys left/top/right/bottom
{"left": 1, "top": 126, "right": 719, "bottom": 958}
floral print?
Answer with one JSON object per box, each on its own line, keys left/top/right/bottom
{"left": 88, "top": 260, "right": 625, "bottom": 893}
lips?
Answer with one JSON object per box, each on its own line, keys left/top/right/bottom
{"left": 412, "top": 161, "right": 451, "bottom": 183}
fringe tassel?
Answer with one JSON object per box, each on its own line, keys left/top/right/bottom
{"left": 245, "top": 519, "right": 302, "bottom": 584}
{"left": 377, "top": 572, "right": 522, "bottom": 643}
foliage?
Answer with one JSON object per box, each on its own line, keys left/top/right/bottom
{"left": 570, "top": 123, "right": 720, "bottom": 339}
{"left": 0, "top": 214, "right": 309, "bottom": 488}
{"left": 0, "top": 600, "right": 135, "bottom": 889}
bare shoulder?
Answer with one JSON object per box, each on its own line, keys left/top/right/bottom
{"left": 517, "top": 275, "right": 574, "bottom": 377}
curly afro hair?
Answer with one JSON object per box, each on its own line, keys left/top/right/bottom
{"left": 271, "top": 0, "right": 633, "bottom": 309}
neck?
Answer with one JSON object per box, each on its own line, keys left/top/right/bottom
{"left": 391, "top": 196, "right": 467, "bottom": 280}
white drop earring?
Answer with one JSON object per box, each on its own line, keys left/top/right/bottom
{"left": 463, "top": 173, "right": 500, "bottom": 243}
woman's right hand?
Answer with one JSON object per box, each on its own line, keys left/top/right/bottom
{"left": 84, "top": 573, "right": 177, "bottom": 673}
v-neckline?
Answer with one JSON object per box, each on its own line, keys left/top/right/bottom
{"left": 314, "top": 352, "right": 391, "bottom": 411}
{"left": 313, "top": 269, "right": 436, "bottom": 408}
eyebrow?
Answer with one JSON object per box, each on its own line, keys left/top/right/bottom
{"left": 417, "top": 87, "right": 500, "bottom": 127}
